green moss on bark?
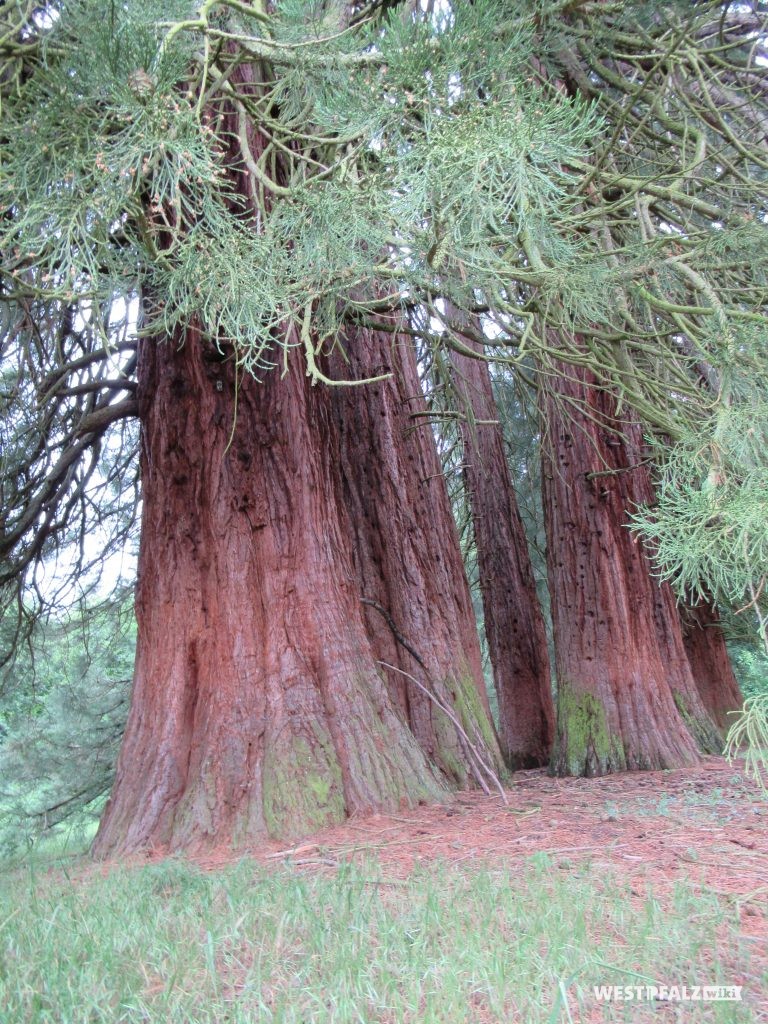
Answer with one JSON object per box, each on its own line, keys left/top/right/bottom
{"left": 672, "top": 692, "right": 723, "bottom": 754}
{"left": 454, "top": 673, "right": 497, "bottom": 754}
{"left": 262, "top": 730, "right": 346, "bottom": 840}
{"left": 553, "top": 684, "right": 626, "bottom": 777}
{"left": 430, "top": 704, "right": 470, "bottom": 786}
{"left": 445, "top": 669, "right": 507, "bottom": 784}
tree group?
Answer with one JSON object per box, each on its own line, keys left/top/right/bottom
{"left": 1, "top": 0, "right": 766, "bottom": 854}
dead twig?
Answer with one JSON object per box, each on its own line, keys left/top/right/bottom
{"left": 361, "top": 597, "right": 507, "bottom": 804}
{"left": 379, "top": 660, "right": 508, "bottom": 805}
{"left": 265, "top": 842, "right": 320, "bottom": 860}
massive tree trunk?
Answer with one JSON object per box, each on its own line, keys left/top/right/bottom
{"left": 328, "top": 327, "right": 504, "bottom": 785}
{"left": 648, "top": 582, "right": 724, "bottom": 752}
{"left": 92, "top": 60, "right": 504, "bottom": 856}
{"left": 542, "top": 362, "right": 704, "bottom": 776}
{"left": 682, "top": 601, "right": 743, "bottom": 734}
{"left": 93, "top": 328, "right": 453, "bottom": 857}
{"left": 448, "top": 345, "right": 554, "bottom": 767}
{"left": 612, "top": 423, "right": 724, "bottom": 752}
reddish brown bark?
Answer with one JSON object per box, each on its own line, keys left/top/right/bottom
{"left": 648, "top": 583, "right": 723, "bottom": 752}
{"left": 682, "top": 601, "right": 744, "bottom": 734}
{"left": 328, "top": 329, "right": 504, "bottom": 783}
{"left": 93, "top": 330, "right": 452, "bottom": 856}
{"left": 542, "top": 363, "right": 705, "bottom": 775}
{"left": 449, "top": 346, "right": 554, "bottom": 767}
{"left": 623, "top": 440, "right": 724, "bottom": 752}
{"left": 92, "top": 61, "right": 502, "bottom": 855}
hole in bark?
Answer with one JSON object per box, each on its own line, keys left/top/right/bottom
{"left": 202, "top": 342, "right": 228, "bottom": 363}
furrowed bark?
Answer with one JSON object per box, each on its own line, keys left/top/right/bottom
{"left": 682, "top": 601, "right": 744, "bottom": 735}
{"left": 93, "top": 329, "right": 447, "bottom": 856}
{"left": 542, "top": 362, "right": 704, "bottom": 776}
{"left": 449, "top": 344, "right": 554, "bottom": 768}
{"left": 648, "top": 582, "right": 724, "bottom": 752}
{"left": 328, "top": 327, "right": 504, "bottom": 785}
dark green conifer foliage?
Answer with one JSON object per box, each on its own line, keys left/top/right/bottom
{"left": 0, "top": 599, "right": 134, "bottom": 855}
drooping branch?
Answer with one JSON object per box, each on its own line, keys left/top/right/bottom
{"left": 0, "top": 293, "right": 140, "bottom": 632}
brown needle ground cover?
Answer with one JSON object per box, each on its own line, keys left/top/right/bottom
{"left": 2, "top": 756, "right": 765, "bottom": 1023}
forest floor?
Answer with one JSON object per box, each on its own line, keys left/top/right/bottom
{"left": 187, "top": 754, "right": 768, "bottom": 1018}
{"left": 155, "top": 756, "right": 765, "bottom": 919}
{"left": 2, "top": 755, "right": 766, "bottom": 1022}
{"left": 206, "top": 755, "right": 768, "bottom": 904}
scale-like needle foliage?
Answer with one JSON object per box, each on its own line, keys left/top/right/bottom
{"left": 0, "top": 0, "right": 602, "bottom": 625}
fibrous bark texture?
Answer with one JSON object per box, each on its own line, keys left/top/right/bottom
{"left": 449, "top": 345, "right": 554, "bottom": 767}
{"left": 92, "top": 56, "right": 506, "bottom": 855}
{"left": 647, "top": 582, "right": 724, "bottom": 752}
{"left": 542, "top": 362, "right": 704, "bottom": 776}
{"left": 329, "top": 328, "right": 504, "bottom": 784}
{"left": 93, "top": 330, "right": 449, "bottom": 857}
{"left": 682, "top": 601, "right": 743, "bottom": 734}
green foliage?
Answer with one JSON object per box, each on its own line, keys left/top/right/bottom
{"left": 630, "top": 311, "right": 768, "bottom": 625}
{"left": 0, "top": 0, "right": 598, "bottom": 367}
{"left": 3, "top": 0, "right": 202, "bottom": 289}
{"left": 729, "top": 643, "right": 768, "bottom": 702}
{"left": 723, "top": 640, "right": 768, "bottom": 795}
{"left": 391, "top": 91, "right": 600, "bottom": 280}
{"left": 3, "top": 0, "right": 765, "bottom": 604}
{"left": 0, "top": 600, "right": 134, "bottom": 855}
{"left": 630, "top": 419, "right": 768, "bottom": 611}
{"left": 724, "top": 693, "right": 768, "bottom": 795}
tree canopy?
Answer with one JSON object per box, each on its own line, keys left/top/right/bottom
{"left": 1, "top": 2, "right": 766, "bottom": 621}
{"left": 0, "top": 2, "right": 764, "bottom": 544}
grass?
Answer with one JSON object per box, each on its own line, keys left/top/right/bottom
{"left": 0, "top": 852, "right": 763, "bottom": 1023}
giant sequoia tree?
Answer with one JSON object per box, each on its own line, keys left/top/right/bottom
{"left": 447, "top": 332, "right": 554, "bottom": 768}
{"left": 1, "top": 0, "right": 766, "bottom": 850}
{"left": 328, "top": 326, "right": 501, "bottom": 782}
{"left": 541, "top": 362, "right": 721, "bottom": 774}
{"left": 523, "top": 3, "right": 767, "bottom": 774}
{"left": 3, "top": 0, "right": 550, "bottom": 852}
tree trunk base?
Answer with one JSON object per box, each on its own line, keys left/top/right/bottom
{"left": 92, "top": 334, "right": 469, "bottom": 858}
